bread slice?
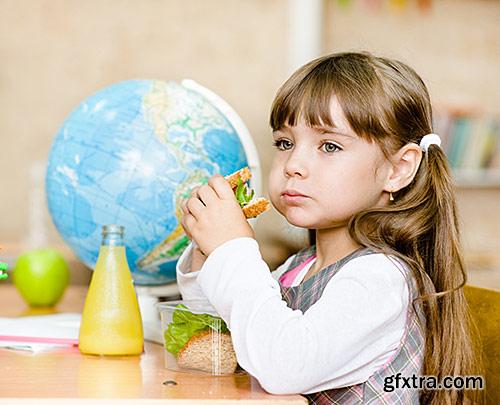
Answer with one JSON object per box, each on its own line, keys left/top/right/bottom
{"left": 225, "top": 167, "right": 252, "bottom": 190}
{"left": 242, "top": 197, "right": 271, "bottom": 219}
{"left": 177, "top": 330, "right": 238, "bottom": 375}
{"left": 225, "top": 167, "right": 270, "bottom": 218}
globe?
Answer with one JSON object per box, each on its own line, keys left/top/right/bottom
{"left": 46, "top": 79, "right": 261, "bottom": 285}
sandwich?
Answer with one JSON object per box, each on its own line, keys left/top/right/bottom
{"left": 225, "top": 167, "right": 270, "bottom": 218}
{"left": 177, "top": 330, "right": 237, "bottom": 375}
{"left": 164, "top": 304, "right": 238, "bottom": 375}
{"left": 136, "top": 168, "right": 269, "bottom": 269}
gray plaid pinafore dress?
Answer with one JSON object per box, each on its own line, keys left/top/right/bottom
{"left": 279, "top": 245, "right": 425, "bottom": 404}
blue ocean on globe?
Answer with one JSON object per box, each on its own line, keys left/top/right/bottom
{"left": 46, "top": 79, "right": 253, "bottom": 285}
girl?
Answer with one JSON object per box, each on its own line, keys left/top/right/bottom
{"left": 178, "top": 52, "right": 481, "bottom": 404}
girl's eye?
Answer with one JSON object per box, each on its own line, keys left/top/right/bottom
{"left": 273, "top": 139, "right": 293, "bottom": 151}
{"left": 321, "top": 142, "right": 341, "bottom": 153}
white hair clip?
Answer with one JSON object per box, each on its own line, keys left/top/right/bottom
{"left": 419, "top": 133, "right": 441, "bottom": 152}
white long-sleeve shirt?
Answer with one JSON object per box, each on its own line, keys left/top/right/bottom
{"left": 176, "top": 237, "right": 410, "bottom": 395}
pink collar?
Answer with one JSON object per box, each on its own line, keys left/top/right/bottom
{"left": 279, "top": 255, "right": 316, "bottom": 287}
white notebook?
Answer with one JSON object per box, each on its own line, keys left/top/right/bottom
{"left": 0, "top": 313, "right": 80, "bottom": 352}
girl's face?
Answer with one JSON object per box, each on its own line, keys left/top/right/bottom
{"left": 268, "top": 97, "right": 392, "bottom": 230}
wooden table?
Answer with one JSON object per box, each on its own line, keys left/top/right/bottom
{"left": 0, "top": 285, "right": 306, "bottom": 404}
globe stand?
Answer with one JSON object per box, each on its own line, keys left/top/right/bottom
{"left": 136, "top": 283, "right": 181, "bottom": 344}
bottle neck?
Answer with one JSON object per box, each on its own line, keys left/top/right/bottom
{"left": 101, "top": 225, "right": 125, "bottom": 247}
{"left": 101, "top": 233, "right": 124, "bottom": 247}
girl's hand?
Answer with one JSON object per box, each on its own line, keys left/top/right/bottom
{"left": 181, "top": 174, "right": 254, "bottom": 256}
{"left": 180, "top": 205, "right": 205, "bottom": 273}
{"left": 184, "top": 244, "right": 205, "bottom": 273}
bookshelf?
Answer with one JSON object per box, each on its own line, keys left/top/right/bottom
{"left": 433, "top": 107, "right": 500, "bottom": 188}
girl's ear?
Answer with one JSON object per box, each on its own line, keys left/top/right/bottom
{"left": 385, "top": 143, "right": 423, "bottom": 193}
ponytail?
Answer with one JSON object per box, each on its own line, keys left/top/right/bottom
{"left": 349, "top": 143, "right": 483, "bottom": 404}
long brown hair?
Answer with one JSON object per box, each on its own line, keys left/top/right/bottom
{"left": 270, "top": 52, "right": 483, "bottom": 404}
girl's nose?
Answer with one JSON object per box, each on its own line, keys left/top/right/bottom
{"left": 284, "top": 150, "right": 309, "bottom": 178}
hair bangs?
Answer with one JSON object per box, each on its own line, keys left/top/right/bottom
{"left": 270, "top": 61, "right": 337, "bottom": 131}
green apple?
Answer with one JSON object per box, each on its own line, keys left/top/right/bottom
{"left": 13, "top": 249, "right": 70, "bottom": 307}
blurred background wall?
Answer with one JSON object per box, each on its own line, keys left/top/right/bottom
{"left": 1, "top": 0, "right": 499, "bottom": 287}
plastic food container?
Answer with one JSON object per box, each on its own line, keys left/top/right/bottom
{"left": 157, "top": 300, "right": 239, "bottom": 375}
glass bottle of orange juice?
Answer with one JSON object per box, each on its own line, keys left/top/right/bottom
{"left": 79, "top": 224, "right": 143, "bottom": 355}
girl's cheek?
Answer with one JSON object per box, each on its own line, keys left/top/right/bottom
{"left": 268, "top": 171, "right": 282, "bottom": 204}
{"left": 268, "top": 158, "right": 281, "bottom": 184}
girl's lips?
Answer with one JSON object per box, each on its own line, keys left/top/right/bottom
{"left": 281, "top": 189, "right": 308, "bottom": 197}
{"left": 281, "top": 190, "right": 309, "bottom": 204}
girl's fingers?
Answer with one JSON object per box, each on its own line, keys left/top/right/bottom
{"left": 182, "top": 213, "right": 196, "bottom": 236}
{"left": 180, "top": 212, "right": 192, "bottom": 239}
{"left": 186, "top": 196, "right": 205, "bottom": 219}
{"left": 190, "top": 186, "right": 205, "bottom": 206}
{"left": 209, "top": 174, "right": 236, "bottom": 200}
{"left": 181, "top": 200, "right": 189, "bottom": 215}
{"left": 197, "top": 184, "right": 218, "bottom": 206}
